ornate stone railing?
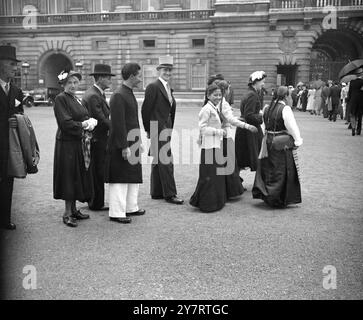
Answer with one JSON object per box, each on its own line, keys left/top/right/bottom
{"left": 0, "top": 9, "right": 215, "bottom": 26}
{"left": 270, "top": 0, "right": 363, "bottom": 8}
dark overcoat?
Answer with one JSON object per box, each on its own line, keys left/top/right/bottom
{"left": 234, "top": 86, "right": 263, "bottom": 171}
{"left": 0, "top": 83, "right": 24, "bottom": 180}
{"left": 105, "top": 84, "right": 142, "bottom": 183}
{"left": 141, "top": 79, "right": 176, "bottom": 157}
{"left": 347, "top": 78, "right": 363, "bottom": 116}
{"left": 82, "top": 85, "right": 110, "bottom": 142}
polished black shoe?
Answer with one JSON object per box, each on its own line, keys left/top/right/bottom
{"left": 109, "top": 217, "right": 132, "bottom": 224}
{"left": 165, "top": 196, "right": 184, "bottom": 205}
{"left": 89, "top": 206, "right": 109, "bottom": 211}
{"left": 127, "top": 209, "right": 146, "bottom": 216}
{"left": 1, "top": 222, "right": 16, "bottom": 230}
{"left": 151, "top": 195, "right": 164, "bottom": 200}
{"left": 63, "top": 216, "right": 77, "bottom": 228}
{"left": 72, "top": 210, "right": 90, "bottom": 220}
{"left": 352, "top": 129, "right": 356, "bottom": 136}
{"left": 357, "top": 130, "right": 361, "bottom": 136}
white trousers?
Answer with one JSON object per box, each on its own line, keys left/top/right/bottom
{"left": 109, "top": 184, "right": 139, "bottom": 218}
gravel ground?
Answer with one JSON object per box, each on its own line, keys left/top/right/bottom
{"left": 1, "top": 105, "right": 362, "bottom": 300}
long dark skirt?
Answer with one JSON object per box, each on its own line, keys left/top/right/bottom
{"left": 190, "top": 148, "right": 227, "bottom": 212}
{"left": 235, "top": 126, "right": 263, "bottom": 171}
{"left": 53, "top": 139, "right": 92, "bottom": 202}
{"left": 252, "top": 143, "right": 301, "bottom": 208}
{"left": 223, "top": 137, "right": 244, "bottom": 199}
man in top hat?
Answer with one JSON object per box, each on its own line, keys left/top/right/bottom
{"left": 0, "top": 45, "right": 24, "bottom": 230}
{"left": 82, "top": 64, "right": 115, "bottom": 211}
{"left": 141, "top": 55, "right": 184, "bottom": 205}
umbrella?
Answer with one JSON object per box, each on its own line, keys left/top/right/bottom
{"left": 338, "top": 59, "right": 363, "bottom": 79}
{"left": 340, "top": 74, "right": 357, "bottom": 84}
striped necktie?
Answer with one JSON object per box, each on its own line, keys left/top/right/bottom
{"left": 4, "top": 82, "right": 9, "bottom": 95}
{"left": 166, "top": 83, "right": 173, "bottom": 105}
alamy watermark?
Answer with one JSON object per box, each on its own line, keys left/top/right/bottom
{"left": 22, "top": 265, "right": 37, "bottom": 290}
{"left": 323, "top": 265, "right": 337, "bottom": 290}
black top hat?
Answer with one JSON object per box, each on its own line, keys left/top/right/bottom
{"left": 0, "top": 45, "right": 21, "bottom": 62}
{"left": 90, "top": 64, "right": 115, "bottom": 77}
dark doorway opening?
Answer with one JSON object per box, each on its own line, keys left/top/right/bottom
{"left": 277, "top": 65, "right": 297, "bottom": 86}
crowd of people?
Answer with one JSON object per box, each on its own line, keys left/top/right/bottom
{"left": 287, "top": 76, "right": 363, "bottom": 136}
{"left": 11, "top": 42, "right": 363, "bottom": 230}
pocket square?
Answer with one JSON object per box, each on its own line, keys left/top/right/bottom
{"left": 15, "top": 99, "right": 21, "bottom": 107}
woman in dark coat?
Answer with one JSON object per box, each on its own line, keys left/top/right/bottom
{"left": 53, "top": 70, "right": 97, "bottom": 227}
{"left": 252, "top": 86, "right": 303, "bottom": 208}
{"left": 235, "top": 71, "right": 266, "bottom": 175}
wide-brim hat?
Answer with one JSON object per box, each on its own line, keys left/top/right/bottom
{"left": 90, "top": 64, "right": 115, "bottom": 76}
{"left": 0, "top": 45, "right": 21, "bottom": 62}
{"left": 58, "top": 70, "right": 82, "bottom": 84}
{"left": 157, "top": 55, "right": 174, "bottom": 70}
{"left": 296, "top": 82, "right": 304, "bottom": 87}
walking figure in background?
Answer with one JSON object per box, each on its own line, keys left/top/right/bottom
{"left": 347, "top": 68, "right": 363, "bottom": 136}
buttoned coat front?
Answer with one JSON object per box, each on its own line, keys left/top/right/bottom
{"left": 105, "top": 85, "right": 142, "bottom": 183}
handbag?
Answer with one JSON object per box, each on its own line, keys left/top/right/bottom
{"left": 270, "top": 103, "right": 295, "bottom": 151}
{"left": 271, "top": 134, "right": 295, "bottom": 151}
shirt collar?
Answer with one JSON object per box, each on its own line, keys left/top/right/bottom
{"left": 159, "top": 77, "right": 168, "bottom": 88}
{"left": 93, "top": 84, "right": 104, "bottom": 95}
{"left": 0, "top": 78, "right": 9, "bottom": 88}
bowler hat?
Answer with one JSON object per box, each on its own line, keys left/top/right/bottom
{"left": 0, "top": 45, "right": 21, "bottom": 62}
{"left": 90, "top": 64, "right": 115, "bottom": 76}
{"left": 157, "top": 55, "right": 174, "bottom": 70}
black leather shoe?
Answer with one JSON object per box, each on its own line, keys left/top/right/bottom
{"left": 89, "top": 206, "right": 109, "bottom": 211}
{"left": 72, "top": 210, "right": 90, "bottom": 220}
{"left": 151, "top": 195, "right": 164, "bottom": 200}
{"left": 110, "top": 217, "right": 132, "bottom": 224}
{"left": 352, "top": 129, "right": 356, "bottom": 136}
{"left": 165, "top": 196, "right": 184, "bottom": 205}
{"left": 1, "top": 222, "right": 16, "bottom": 230}
{"left": 127, "top": 209, "right": 145, "bottom": 216}
{"left": 63, "top": 216, "right": 77, "bottom": 228}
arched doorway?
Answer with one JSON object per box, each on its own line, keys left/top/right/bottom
{"left": 39, "top": 51, "right": 73, "bottom": 90}
{"left": 310, "top": 29, "right": 363, "bottom": 82}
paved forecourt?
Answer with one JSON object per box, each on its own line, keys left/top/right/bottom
{"left": 1, "top": 104, "right": 362, "bottom": 300}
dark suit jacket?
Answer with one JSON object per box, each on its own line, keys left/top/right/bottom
{"left": 141, "top": 79, "right": 176, "bottom": 135}
{"left": 0, "top": 83, "right": 24, "bottom": 180}
{"left": 141, "top": 79, "right": 176, "bottom": 157}
{"left": 329, "top": 85, "right": 341, "bottom": 105}
{"left": 105, "top": 84, "right": 142, "bottom": 183}
{"left": 82, "top": 85, "right": 110, "bottom": 142}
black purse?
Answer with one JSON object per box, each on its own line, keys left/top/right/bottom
{"left": 270, "top": 103, "right": 295, "bottom": 151}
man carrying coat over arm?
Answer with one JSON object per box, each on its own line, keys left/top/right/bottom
{"left": 82, "top": 64, "right": 115, "bottom": 211}
{"left": 141, "top": 56, "right": 184, "bottom": 205}
{"left": 105, "top": 63, "right": 145, "bottom": 224}
{"left": 0, "top": 45, "right": 24, "bottom": 230}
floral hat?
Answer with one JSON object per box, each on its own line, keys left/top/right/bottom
{"left": 58, "top": 70, "right": 82, "bottom": 84}
{"left": 248, "top": 71, "right": 266, "bottom": 85}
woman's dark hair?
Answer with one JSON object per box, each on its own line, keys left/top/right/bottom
{"left": 207, "top": 73, "right": 224, "bottom": 86}
{"left": 215, "top": 79, "right": 229, "bottom": 96}
{"left": 122, "top": 63, "right": 141, "bottom": 80}
{"left": 206, "top": 83, "right": 220, "bottom": 98}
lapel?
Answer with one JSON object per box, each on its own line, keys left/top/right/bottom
{"left": 93, "top": 85, "right": 109, "bottom": 111}
{"left": 157, "top": 79, "right": 172, "bottom": 105}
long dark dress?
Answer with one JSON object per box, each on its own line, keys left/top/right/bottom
{"left": 53, "top": 92, "right": 91, "bottom": 202}
{"left": 190, "top": 147, "right": 227, "bottom": 212}
{"left": 235, "top": 86, "right": 263, "bottom": 171}
{"left": 252, "top": 102, "right": 301, "bottom": 207}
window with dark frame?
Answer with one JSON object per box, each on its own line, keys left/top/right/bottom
{"left": 143, "top": 39, "right": 156, "bottom": 48}
{"left": 192, "top": 38, "right": 205, "bottom": 48}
